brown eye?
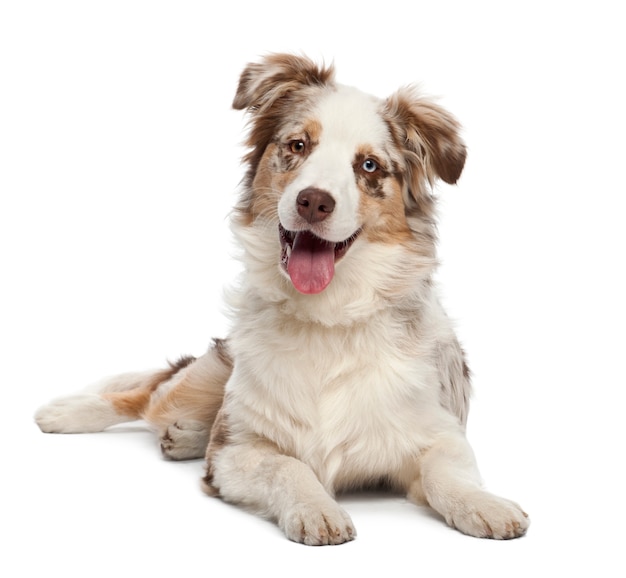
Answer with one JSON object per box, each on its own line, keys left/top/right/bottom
{"left": 289, "top": 140, "right": 306, "bottom": 154}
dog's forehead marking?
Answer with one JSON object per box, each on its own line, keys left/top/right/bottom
{"left": 313, "top": 85, "right": 389, "bottom": 148}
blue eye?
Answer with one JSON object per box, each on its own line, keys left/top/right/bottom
{"left": 362, "top": 159, "right": 378, "bottom": 173}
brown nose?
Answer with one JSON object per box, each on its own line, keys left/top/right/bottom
{"left": 296, "top": 188, "right": 335, "bottom": 224}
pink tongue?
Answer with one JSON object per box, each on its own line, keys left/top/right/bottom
{"left": 287, "top": 231, "right": 335, "bottom": 294}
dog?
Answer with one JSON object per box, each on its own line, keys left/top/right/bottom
{"left": 35, "top": 53, "right": 529, "bottom": 545}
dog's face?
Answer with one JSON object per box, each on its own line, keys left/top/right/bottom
{"left": 233, "top": 54, "right": 466, "bottom": 295}
{"left": 273, "top": 86, "right": 406, "bottom": 294}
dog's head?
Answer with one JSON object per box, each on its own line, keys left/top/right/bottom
{"left": 232, "top": 54, "right": 465, "bottom": 296}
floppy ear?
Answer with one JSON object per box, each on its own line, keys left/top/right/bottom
{"left": 233, "top": 53, "right": 335, "bottom": 112}
{"left": 232, "top": 54, "right": 335, "bottom": 220}
{"left": 384, "top": 86, "right": 466, "bottom": 204}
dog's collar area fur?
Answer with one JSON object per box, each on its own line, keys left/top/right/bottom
{"left": 279, "top": 223, "right": 361, "bottom": 294}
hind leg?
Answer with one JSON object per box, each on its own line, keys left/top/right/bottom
{"left": 34, "top": 369, "right": 173, "bottom": 434}
{"left": 144, "top": 340, "right": 233, "bottom": 460}
{"left": 35, "top": 340, "right": 233, "bottom": 458}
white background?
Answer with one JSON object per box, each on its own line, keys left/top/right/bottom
{"left": 2, "top": 1, "right": 625, "bottom": 576}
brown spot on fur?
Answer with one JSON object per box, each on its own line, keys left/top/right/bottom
{"left": 143, "top": 341, "right": 231, "bottom": 431}
{"left": 437, "top": 340, "right": 472, "bottom": 427}
{"left": 353, "top": 150, "right": 389, "bottom": 199}
{"left": 360, "top": 175, "right": 413, "bottom": 245}
{"left": 169, "top": 354, "right": 196, "bottom": 372}
{"left": 103, "top": 366, "right": 180, "bottom": 420}
{"left": 248, "top": 143, "right": 288, "bottom": 220}
{"left": 103, "top": 387, "right": 153, "bottom": 420}
{"left": 462, "top": 359, "right": 471, "bottom": 380}
{"left": 212, "top": 338, "right": 233, "bottom": 370}
{"left": 301, "top": 119, "right": 322, "bottom": 146}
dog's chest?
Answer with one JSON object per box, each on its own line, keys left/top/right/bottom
{"left": 230, "top": 311, "right": 445, "bottom": 488}
{"left": 301, "top": 347, "right": 439, "bottom": 486}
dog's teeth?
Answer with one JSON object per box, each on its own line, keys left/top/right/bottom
{"left": 281, "top": 243, "right": 292, "bottom": 267}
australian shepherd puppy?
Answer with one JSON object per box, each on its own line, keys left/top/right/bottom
{"left": 36, "top": 54, "right": 529, "bottom": 545}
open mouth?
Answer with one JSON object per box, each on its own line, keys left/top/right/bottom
{"left": 279, "top": 224, "right": 361, "bottom": 294}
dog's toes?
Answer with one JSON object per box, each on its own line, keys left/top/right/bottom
{"left": 159, "top": 421, "right": 208, "bottom": 460}
{"left": 281, "top": 501, "right": 356, "bottom": 546}
{"left": 448, "top": 491, "right": 529, "bottom": 540}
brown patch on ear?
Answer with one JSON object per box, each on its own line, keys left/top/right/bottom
{"left": 233, "top": 53, "right": 335, "bottom": 112}
{"left": 384, "top": 86, "right": 466, "bottom": 205}
{"left": 233, "top": 54, "right": 335, "bottom": 221}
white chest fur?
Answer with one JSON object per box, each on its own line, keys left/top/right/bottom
{"left": 225, "top": 299, "right": 459, "bottom": 492}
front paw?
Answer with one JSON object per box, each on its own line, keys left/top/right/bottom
{"left": 447, "top": 490, "right": 529, "bottom": 539}
{"left": 281, "top": 501, "right": 356, "bottom": 546}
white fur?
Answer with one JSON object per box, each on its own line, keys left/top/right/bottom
{"left": 35, "top": 54, "right": 529, "bottom": 545}
{"left": 35, "top": 394, "right": 127, "bottom": 433}
{"left": 35, "top": 370, "right": 163, "bottom": 433}
{"left": 206, "top": 64, "right": 529, "bottom": 543}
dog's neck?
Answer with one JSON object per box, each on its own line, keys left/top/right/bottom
{"left": 228, "top": 218, "right": 436, "bottom": 328}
